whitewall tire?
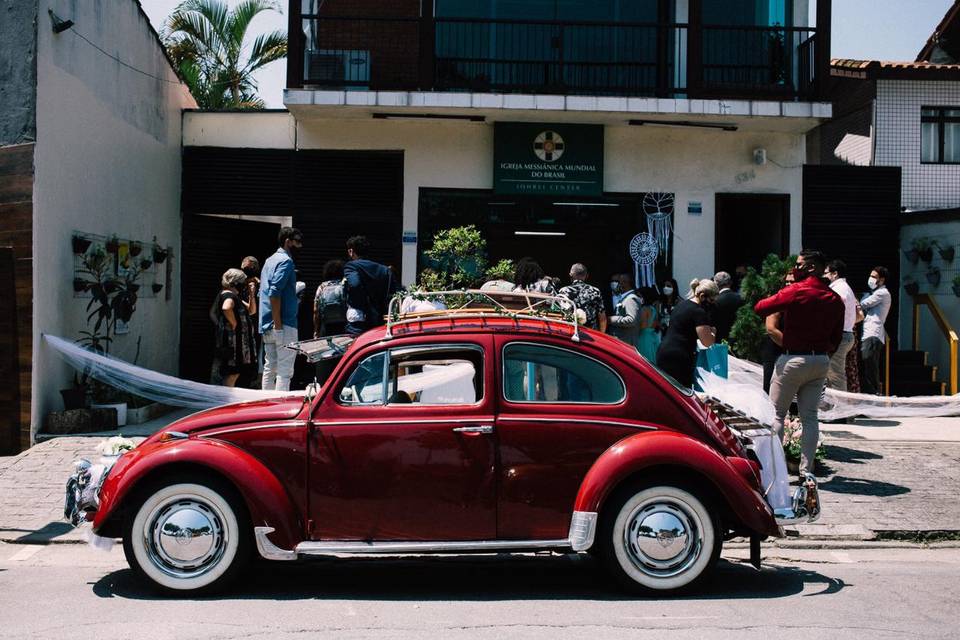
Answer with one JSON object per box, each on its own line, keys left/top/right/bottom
{"left": 123, "top": 480, "right": 249, "bottom": 593}
{"left": 600, "top": 485, "right": 719, "bottom": 593}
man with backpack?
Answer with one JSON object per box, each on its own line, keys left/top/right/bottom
{"left": 343, "top": 235, "right": 400, "bottom": 335}
{"left": 313, "top": 259, "right": 347, "bottom": 338}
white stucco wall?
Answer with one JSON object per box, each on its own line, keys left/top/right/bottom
{"left": 898, "top": 220, "right": 960, "bottom": 387}
{"left": 32, "top": 0, "right": 195, "bottom": 438}
{"left": 875, "top": 79, "right": 960, "bottom": 211}
{"left": 184, "top": 111, "right": 805, "bottom": 290}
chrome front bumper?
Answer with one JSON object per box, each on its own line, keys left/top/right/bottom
{"left": 774, "top": 473, "right": 822, "bottom": 526}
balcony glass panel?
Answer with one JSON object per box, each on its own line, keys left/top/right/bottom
{"left": 703, "top": 0, "right": 793, "bottom": 26}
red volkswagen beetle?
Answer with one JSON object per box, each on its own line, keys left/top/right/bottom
{"left": 66, "top": 292, "right": 817, "bottom": 594}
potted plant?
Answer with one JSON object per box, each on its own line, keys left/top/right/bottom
{"left": 151, "top": 282, "right": 163, "bottom": 294}
{"left": 105, "top": 235, "right": 120, "bottom": 254}
{"left": 90, "top": 380, "right": 127, "bottom": 427}
{"left": 904, "top": 278, "right": 920, "bottom": 296}
{"left": 72, "top": 278, "right": 88, "bottom": 293}
{"left": 926, "top": 267, "right": 941, "bottom": 287}
{"left": 139, "top": 258, "right": 152, "bottom": 270}
{"left": 782, "top": 416, "right": 826, "bottom": 474}
{"left": 60, "top": 374, "right": 88, "bottom": 411}
{"left": 938, "top": 242, "right": 955, "bottom": 263}
{"left": 71, "top": 234, "right": 92, "bottom": 255}
{"left": 953, "top": 275, "right": 960, "bottom": 297}
{"left": 913, "top": 237, "right": 934, "bottom": 262}
{"left": 152, "top": 246, "right": 168, "bottom": 264}
{"left": 129, "top": 241, "right": 142, "bottom": 257}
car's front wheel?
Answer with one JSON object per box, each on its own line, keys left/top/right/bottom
{"left": 123, "top": 477, "right": 250, "bottom": 593}
{"left": 599, "top": 484, "right": 719, "bottom": 593}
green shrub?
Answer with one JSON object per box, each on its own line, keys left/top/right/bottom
{"left": 728, "top": 253, "right": 796, "bottom": 362}
{"left": 423, "top": 225, "right": 488, "bottom": 290}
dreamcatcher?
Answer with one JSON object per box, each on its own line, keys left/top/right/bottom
{"left": 642, "top": 192, "right": 674, "bottom": 264}
{"left": 629, "top": 232, "right": 659, "bottom": 289}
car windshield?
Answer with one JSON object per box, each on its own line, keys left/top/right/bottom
{"left": 633, "top": 347, "right": 694, "bottom": 397}
{"left": 286, "top": 335, "right": 356, "bottom": 363}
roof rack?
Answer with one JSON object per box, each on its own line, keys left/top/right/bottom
{"left": 384, "top": 289, "right": 582, "bottom": 342}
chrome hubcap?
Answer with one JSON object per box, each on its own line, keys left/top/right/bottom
{"left": 145, "top": 497, "right": 227, "bottom": 579}
{"left": 623, "top": 499, "right": 702, "bottom": 578}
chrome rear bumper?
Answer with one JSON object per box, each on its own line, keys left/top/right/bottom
{"left": 774, "top": 473, "right": 822, "bottom": 526}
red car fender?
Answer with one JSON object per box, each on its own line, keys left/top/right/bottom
{"left": 574, "top": 430, "right": 780, "bottom": 537}
{"left": 93, "top": 438, "right": 302, "bottom": 550}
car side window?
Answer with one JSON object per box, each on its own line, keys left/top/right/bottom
{"left": 339, "top": 352, "right": 387, "bottom": 405}
{"left": 502, "top": 342, "right": 625, "bottom": 404}
{"left": 339, "top": 345, "right": 484, "bottom": 406}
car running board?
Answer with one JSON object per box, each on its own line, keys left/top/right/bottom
{"left": 254, "top": 512, "right": 598, "bottom": 561}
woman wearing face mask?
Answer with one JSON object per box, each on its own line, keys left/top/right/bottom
{"left": 659, "top": 278, "right": 680, "bottom": 337}
{"left": 656, "top": 279, "right": 718, "bottom": 388}
{"left": 608, "top": 273, "right": 643, "bottom": 346}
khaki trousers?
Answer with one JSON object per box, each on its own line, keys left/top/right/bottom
{"left": 770, "top": 354, "right": 830, "bottom": 475}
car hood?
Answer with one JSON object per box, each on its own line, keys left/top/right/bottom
{"left": 155, "top": 396, "right": 307, "bottom": 437}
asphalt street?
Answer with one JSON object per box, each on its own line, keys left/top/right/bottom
{"left": 0, "top": 542, "right": 957, "bottom": 639}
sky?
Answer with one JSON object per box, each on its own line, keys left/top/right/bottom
{"left": 138, "top": 0, "right": 955, "bottom": 108}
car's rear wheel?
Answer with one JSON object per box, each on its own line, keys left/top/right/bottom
{"left": 599, "top": 484, "right": 719, "bottom": 593}
{"left": 123, "top": 477, "right": 250, "bottom": 593}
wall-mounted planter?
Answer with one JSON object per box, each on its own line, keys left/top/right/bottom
{"left": 140, "top": 258, "right": 152, "bottom": 270}
{"left": 105, "top": 237, "right": 120, "bottom": 254}
{"left": 926, "top": 268, "right": 941, "bottom": 286}
{"left": 919, "top": 247, "right": 934, "bottom": 262}
{"left": 151, "top": 283, "right": 163, "bottom": 294}
{"left": 904, "top": 248, "right": 920, "bottom": 264}
{"left": 153, "top": 247, "right": 168, "bottom": 264}
{"left": 129, "top": 242, "right": 142, "bottom": 257}
{"left": 71, "top": 235, "right": 92, "bottom": 255}
{"left": 904, "top": 281, "right": 920, "bottom": 296}
{"left": 939, "top": 246, "right": 955, "bottom": 262}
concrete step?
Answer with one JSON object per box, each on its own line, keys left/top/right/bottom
{"left": 892, "top": 380, "right": 946, "bottom": 397}
{"left": 893, "top": 364, "right": 938, "bottom": 383}
{"left": 892, "top": 351, "right": 927, "bottom": 366}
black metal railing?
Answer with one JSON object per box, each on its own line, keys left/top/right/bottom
{"left": 293, "top": 15, "right": 820, "bottom": 100}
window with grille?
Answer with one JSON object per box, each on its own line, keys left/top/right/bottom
{"left": 921, "top": 107, "right": 960, "bottom": 164}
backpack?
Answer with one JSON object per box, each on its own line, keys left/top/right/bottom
{"left": 316, "top": 279, "right": 347, "bottom": 326}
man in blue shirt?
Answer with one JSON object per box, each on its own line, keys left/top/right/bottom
{"left": 259, "top": 227, "right": 303, "bottom": 391}
{"left": 343, "top": 235, "right": 400, "bottom": 335}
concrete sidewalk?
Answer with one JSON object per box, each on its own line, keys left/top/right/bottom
{"left": 0, "top": 415, "right": 957, "bottom": 546}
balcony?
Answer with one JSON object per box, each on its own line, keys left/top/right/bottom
{"left": 288, "top": 15, "right": 824, "bottom": 102}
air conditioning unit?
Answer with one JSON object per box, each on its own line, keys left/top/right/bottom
{"left": 305, "top": 49, "right": 370, "bottom": 90}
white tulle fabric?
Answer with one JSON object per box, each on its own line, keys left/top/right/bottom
{"left": 720, "top": 355, "right": 960, "bottom": 420}
{"left": 44, "top": 335, "right": 299, "bottom": 409}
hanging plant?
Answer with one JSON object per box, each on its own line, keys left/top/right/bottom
{"left": 105, "top": 235, "right": 120, "bottom": 253}
{"left": 904, "top": 279, "right": 920, "bottom": 296}
{"left": 904, "top": 247, "right": 919, "bottom": 264}
{"left": 72, "top": 235, "right": 92, "bottom": 255}
{"left": 129, "top": 241, "right": 142, "bottom": 257}
{"left": 926, "top": 267, "right": 941, "bottom": 287}
{"left": 937, "top": 242, "right": 955, "bottom": 263}
{"left": 152, "top": 246, "right": 168, "bottom": 264}
{"left": 139, "top": 258, "right": 152, "bottom": 270}
{"left": 913, "top": 237, "right": 934, "bottom": 262}
{"left": 151, "top": 283, "right": 164, "bottom": 294}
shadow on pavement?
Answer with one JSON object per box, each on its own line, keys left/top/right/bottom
{"left": 824, "top": 445, "right": 883, "bottom": 465}
{"left": 6, "top": 522, "right": 76, "bottom": 544}
{"left": 820, "top": 475, "right": 910, "bottom": 497}
{"left": 92, "top": 554, "right": 844, "bottom": 602}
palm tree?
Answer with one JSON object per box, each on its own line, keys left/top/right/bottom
{"left": 163, "top": 0, "right": 287, "bottom": 109}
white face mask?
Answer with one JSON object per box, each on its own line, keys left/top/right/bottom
{"left": 868, "top": 277, "right": 878, "bottom": 290}
{"left": 663, "top": 286, "right": 674, "bottom": 296}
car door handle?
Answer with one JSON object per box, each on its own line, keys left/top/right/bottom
{"left": 452, "top": 425, "right": 494, "bottom": 435}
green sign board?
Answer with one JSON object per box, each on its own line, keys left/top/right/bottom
{"left": 494, "top": 122, "right": 604, "bottom": 196}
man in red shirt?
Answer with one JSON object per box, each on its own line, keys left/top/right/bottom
{"left": 754, "top": 250, "right": 845, "bottom": 476}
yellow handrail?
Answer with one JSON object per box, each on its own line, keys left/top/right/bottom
{"left": 912, "top": 294, "right": 959, "bottom": 395}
